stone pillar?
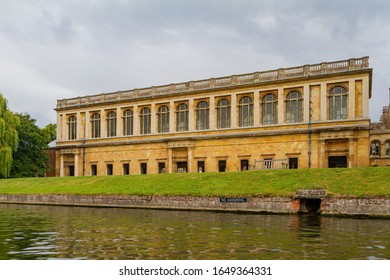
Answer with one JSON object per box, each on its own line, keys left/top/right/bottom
{"left": 278, "top": 87, "right": 284, "bottom": 124}
{"left": 74, "top": 153, "right": 79, "bottom": 176}
{"left": 57, "top": 113, "right": 62, "bottom": 141}
{"left": 150, "top": 103, "right": 156, "bottom": 134}
{"left": 133, "top": 105, "right": 139, "bottom": 135}
{"left": 168, "top": 148, "right": 173, "bottom": 173}
{"left": 188, "top": 147, "right": 193, "bottom": 173}
{"left": 60, "top": 154, "right": 64, "bottom": 177}
{"left": 117, "top": 107, "right": 122, "bottom": 137}
{"left": 76, "top": 112, "right": 81, "bottom": 140}
{"left": 320, "top": 82, "right": 327, "bottom": 121}
{"left": 253, "top": 90, "right": 260, "bottom": 126}
{"left": 319, "top": 140, "right": 326, "bottom": 168}
{"left": 101, "top": 109, "right": 107, "bottom": 138}
{"left": 348, "top": 138, "right": 357, "bottom": 168}
{"left": 62, "top": 114, "right": 67, "bottom": 140}
{"left": 231, "top": 94, "right": 237, "bottom": 128}
{"left": 348, "top": 79, "right": 356, "bottom": 119}
{"left": 303, "top": 84, "right": 310, "bottom": 123}
{"left": 169, "top": 101, "right": 175, "bottom": 133}
{"left": 362, "top": 76, "right": 370, "bottom": 119}
{"left": 209, "top": 97, "right": 215, "bottom": 129}
{"left": 85, "top": 111, "right": 90, "bottom": 139}
{"left": 188, "top": 98, "right": 194, "bottom": 131}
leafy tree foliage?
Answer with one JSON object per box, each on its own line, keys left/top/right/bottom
{"left": 10, "top": 113, "right": 51, "bottom": 178}
{"left": 0, "top": 94, "right": 19, "bottom": 178}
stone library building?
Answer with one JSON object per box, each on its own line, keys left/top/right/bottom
{"left": 54, "top": 56, "right": 390, "bottom": 176}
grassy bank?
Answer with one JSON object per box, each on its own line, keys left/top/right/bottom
{"left": 0, "top": 167, "right": 389, "bottom": 198}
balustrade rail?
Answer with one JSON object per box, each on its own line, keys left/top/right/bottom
{"left": 57, "top": 57, "right": 369, "bottom": 109}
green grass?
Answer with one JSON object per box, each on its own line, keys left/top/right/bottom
{"left": 0, "top": 167, "right": 389, "bottom": 198}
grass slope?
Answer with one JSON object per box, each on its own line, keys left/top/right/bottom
{"left": 0, "top": 167, "right": 389, "bottom": 198}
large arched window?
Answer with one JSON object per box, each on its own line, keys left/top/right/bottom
{"left": 123, "top": 109, "right": 133, "bottom": 136}
{"left": 238, "top": 96, "right": 253, "bottom": 127}
{"left": 386, "top": 141, "right": 390, "bottom": 156}
{"left": 262, "top": 93, "right": 277, "bottom": 125}
{"left": 67, "top": 115, "right": 77, "bottom": 140}
{"left": 107, "top": 111, "right": 116, "bottom": 137}
{"left": 139, "top": 107, "right": 151, "bottom": 135}
{"left": 286, "top": 91, "right": 303, "bottom": 124}
{"left": 329, "top": 86, "right": 347, "bottom": 120}
{"left": 196, "top": 101, "right": 209, "bottom": 130}
{"left": 370, "top": 141, "right": 380, "bottom": 156}
{"left": 157, "top": 105, "right": 169, "bottom": 133}
{"left": 91, "top": 113, "right": 101, "bottom": 138}
{"left": 217, "top": 98, "right": 230, "bottom": 129}
{"left": 176, "top": 103, "right": 188, "bottom": 132}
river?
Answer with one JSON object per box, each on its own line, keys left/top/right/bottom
{"left": 0, "top": 203, "right": 389, "bottom": 260}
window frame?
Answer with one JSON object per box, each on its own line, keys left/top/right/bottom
{"left": 67, "top": 115, "right": 77, "bottom": 140}
{"left": 216, "top": 98, "right": 231, "bottom": 129}
{"left": 176, "top": 103, "right": 189, "bottom": 132}
{"left": 238, "top": 96, "right": 253, "bottom": 127}
{"left": 123, "top": 109, "right": 134, "bottom": 136}
{"left": 328, "top": 85, "right": 348, "bottom": 120}
{"left": 196, "top": 101, "right": 209, "bottom": 130}
{"left": 157, "top": 105, "right": 170, "bottom": 133}
{"left": 107, "top": 111, "right": 117, "bottom": 137}
{"left": 139, "top": 107, "right": 151, "bottom": 135}
{"left": 285, "top": 91, "right": 303, "bottom": 124}
{"left": 91, "top": 112, "right": 101, "bottom": 138}
{"left": 262, "top": 93, "right": 278, "bottom": 125}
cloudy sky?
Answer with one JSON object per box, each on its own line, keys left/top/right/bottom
{"left": 1, "top": 0, "right": 390, "bottom": 127}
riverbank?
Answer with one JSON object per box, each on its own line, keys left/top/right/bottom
{"left": 1, "top": 167, "right": 390, "bottom": 197}
{"left": 1, "top": 167, "right": 389, "bottom": 216}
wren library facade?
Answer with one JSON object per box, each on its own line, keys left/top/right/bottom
{"left": 55, "top": 57, "right": 381, "bottom": 177}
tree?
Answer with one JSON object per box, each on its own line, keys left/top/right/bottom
{"left": 42, "top": 123, "right": 57, "bottom": 143}
{"left": 10, "top": 113, "right": 50, "bottom": 178}
{"left": 0, "top": 94, "right": 19, "bottom": 178}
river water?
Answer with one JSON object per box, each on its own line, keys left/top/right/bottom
{"left": 0, "top": 203, "right": 389, "bottom": 260}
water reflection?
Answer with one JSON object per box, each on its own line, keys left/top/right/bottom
{"left": 0, "top": 204, "right": 389, "bottom": 260}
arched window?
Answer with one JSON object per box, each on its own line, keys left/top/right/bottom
{"left": 91, "top": 113, "right": 101, "bottom": 138}
{"left": 217, "top": 99, "right": 230, "bottom": 129}
{"left": 238, "top": 96, "right": 253, "bottom": 127}
{"left": 329, "top": 86, "right": 347, "bottom": 120}
{"left": 385, "top": 141, "right": 390, "bottom": 156}
{"left": 196, "top": 101, "right": 209, "bottom": 130}
{"left": 107, "top": 111, "right": 116, "bottom": 137}
{"left": 157, "top": 105, "right": 169, "bottom": 133}
{"left": 139, "top": 107, "right": 151, "bottom": 135}
{"left": 123, "top": 109, "right": 133, "bottom": 136}
{"left": 67, "top": 116, "right": 77, "bottom": 140}
{"left": 286, "top": 91, "right": 303, "bottom": 124}
{"left": 262, "top": 93, "right": 277, "bottom": 125}
{"left": 370, "top": 141, "right": 380, "bottom": 156}
{"left": 176, "top": 103, "right": 188, "bottom": 132}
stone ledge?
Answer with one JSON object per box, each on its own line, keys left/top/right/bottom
{"left": 0, "top": 194, "right": 389, "bottom": 216}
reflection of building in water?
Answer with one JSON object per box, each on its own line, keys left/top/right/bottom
{"left": 53, "top": 56, "right": 389, "bottom": 176}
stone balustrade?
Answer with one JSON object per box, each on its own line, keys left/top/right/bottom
{"left": 57, "top": 56, "right": 370, "bottom": 110}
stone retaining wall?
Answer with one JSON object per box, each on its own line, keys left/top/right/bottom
{"left": 0, "top": 194, "right": 389, "bottom": 216}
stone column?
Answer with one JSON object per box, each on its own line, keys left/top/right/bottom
{"left": 320, "top": 82, "right": 327, "bottom": 121}
{"left": 188, "top": 98, "right": 194, "bottom": 131}
{"left": 169, "top": 101, "right": 175, "bottom": 133}
{"left": 57, "top": 113, "right": 62, "bottom": 141}
{"left": 150, "top": 103, "right": 156, "bottom": 134}
{"left": 278, "top": 87, "right": 284, "bottom": 124}
{"left": 303, "top": 84, "right": 310, "bottom": 123}
{"left": 60, "top": 154, "right": 64, "bottom": 177}
{"left": 168, "top": 148, "right": 173, "bottom": 173}
{"left": 188, "top": 147, "right": 193, "bottom": 173}
{"left": 319, "top": 140, "right": 326, "bottom": 168}
{"left": 85, "top": 111, "right": 90, "bottom": 139}
{"left": 62, "top": 114, "right": 67, "bottom": 140}
{"left": 209, "top": 97, "right": 215, "bottom": 129}
{"left": 117, "top": 107, "right": 122, "bottom": 137}
{"left": 348, "top": 79, "right": 356, "bottom": 119}
{"left": 231, "top": 94, "right": 237, "bottom": 128}
{"left": 101, "top": 109, "right": 107, "bottom": 138}
{"left": 133, "top": 105, "right": 139, "bottom": 135}
{"left": 348, "top": 138, "right": 357, "bottom": 168}
{"left": 76, "top": 112, "right": 81, "bottom": 140}
{"left": 74, "top": 153, "right": 79, "bottom": 176}
{"left": 362, "top": 76, "right": 370, "bottom": 119}
{"left": 253, "top": 90, "right": 260, "bottom": 126}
